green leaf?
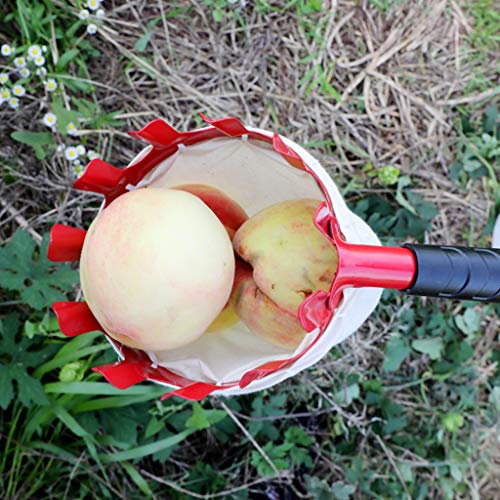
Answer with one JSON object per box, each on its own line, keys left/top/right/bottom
{"left": 0, "top": 313, "right": 58, "bottom": 410}
{"left": 100, "top": 407, "right": 140, "bottom": 445}
{"left": 186, "top": 402, "right": 211, "bottom": 430}
{"left": 10, "top": 131, "right": 53, "bottom": 160}
{"left": 52, "top": 99, "right": 81, "bottom": 136}
{"left": 377, "top": 166, "right": 400, "bottom": 186}
{"left": 101, "top": 429, "right": 192, "bottom": 463}
{"left": 0, "top": 365, "right": 14, "bottom": 410}
{"left": 309, "top": 0, "right": 323, "bottom": 11}
{"left": 121, "top": 462, "right": 154, "bottom": 498}
{"left": 56, "top": 48, "right": 80, "bottom": 71}
{"left": 0, "top": 230, "right": 78, "bottom": 310}
{"left": 186, "top": 403, "right": 227, "bottom": 430}
{"left": 455, "top": 308, "right": 481, "bottom": 335}
{"left": 16, "top": 370, "right": 48, "bottom": 407}
{"left": 395, "top": 176, "right": 417, "bottom": 215}
{"left": 59, "top": 361, "right": 85, "bottom": 382}
{"left": 442, "top": 412, "right": 464, "bottom": 432}
{"left": 44, "top": 381, "right": 163, "bottom": 396}
{"left": 331, "top": 481, "right": 356, "bottom": 500}
{"left": 489, "top": 386, "right": 500, "bottom": 412}
{"left": 383, "top": 337, "right": 411, "bottom": 372}
{"left": 212, "top": 8, "right": 223, "bottom": 22}
{"left": 412, "top": 337, "right": 444, "bottom": 360}
{"left": 482, "top": 103, "right": 499, "bottom": 134}
{"left": 333, "top": 383, "right": 360, "bottom": 405}
{"left": 11, "top": 131, "right": 54, "bottom": 147}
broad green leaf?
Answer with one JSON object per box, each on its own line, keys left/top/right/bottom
{"left": 383, "top": 337, "right": 411, "bottom": 372}
{"left": 0, "top": 365, "right": 14, "bottom": 410}
{"left": 11, "top": 131, "right": 53, "bottom": 147}
{"left": 455, "top": 308, "right": 481, "bottom": 335}
{"left": 0, "top": 230, "right": 78, "bottom": 309}
{"left": 16, "top": 370, "right": 48, "bottom": 407}
{"left": 212, "top": 9, "right": 223, "bottom": 22}
{"left": 412, "top": 337, "right": 444, "bottom": 360}
{"left": 100, "top": 407, "right": 140, "bottom": 445}
{"left": 186, "top": 402, "right": 211, "bottom": 430}
{"left": 0, "top": 313, "right": 57, "bottom": 410}
{"left": 331, "top": 481, "right": 356, "bottom": 500}
{"left": 483, "top": 103, "right": 499, "bottom": 134}
{"left": 333, "top": 383, "right": 360, "bottom": 405}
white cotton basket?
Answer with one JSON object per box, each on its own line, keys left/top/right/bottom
{"left": 97, "top": 126, "right": 383, "bottom": 397}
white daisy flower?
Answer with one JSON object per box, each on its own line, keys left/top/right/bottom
{"left": 12, "top": 84, "right": 26, "bottom": 97}
{"left": 36, "top": 67, "right": 48, "bottom": 77}
{"left": 45, "top": 78, "right": 58, "bottom": 92}
{"left": 76, "top": 144, "right": 86, "bottom": 156}
{"left": 34, "top": 55, "right": 46, "bottom": 67}
{"left": 56, "top": 144, "right": 65, "bottom": 153}
{"left": 27, "top": 45, "right": 42, "bottom": 58}
{"left": 73, "top": 164, "right": 84, "bottom": 178}
{"left": 64, "top": 146, "right": 79, "bottom": 161}
{"left": 1, "top": 88, "right": 11, "bottom": 100}
{"left": 42, "top": 46, "right": 47, "bottom": 52}
{"left": 1, "top": 44, "right": 12, "bottom": 56}
{"left": 66, "top": 122, "right": 78, "bottom": 135}
{"left": 87, "top": 150, "right": 99, "bottom": 160}
{"left": 14, "top": 56, "right": 26, "bottom": 69}
{"left": 19, "top": 68, "right": 30, "bottom": 78}
{"left": 0, "top": 73, "right": 8, "bottom": 84}
{"left": 79, "top": 9, "right": 90, "bottom": 20}
{"left": 87, "top": 0, "right": 101, "bottom": 11}
{"left": 42, "top": 112, "right": 57, "bottom": 128}
{"left": 86, "top": 24, "right": 97, "bottom": 35}
{"left": 8, "top": 97, "right": 19, "bottom": 109}
{"left": 96, "top": 9, "right": 105, "bottom": 18}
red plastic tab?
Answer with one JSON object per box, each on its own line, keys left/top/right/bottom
{"left": 199, "top": 114, "right": 248, "bottom": 137}
{"left": 48, "top": 224, "right": 87, "bottom": 262}
{"left": 92, "top": 360, "right": 149, "bottom": 389}
{"left": 298, "top": 290, "right": 332, "bottom": 332}
{"left": 74, "top": 159, "right": 124, "bottom": 194}
{"left": 129, "top": 119, "right": 181, "bottom": 148}
{"left": 272, "top": 133, "right": 307, "bottom": 171}
{"left": 52, "top": 301, "right": 102, "bottom": 337}
{"left": 160, "top": 382, "right": 222, "bottom": 401}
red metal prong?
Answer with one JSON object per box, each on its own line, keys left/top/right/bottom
{"left": 92, "top": 360, "right": 148, "bottom": 390}
{"left": 52, "top": 301, "right": 103, "bottom": 337}
{"left": 128, "top": 118, "right": 181, "bottom": 148}
{"left": 48, "top": 224, "right": 87, "bottom": 262}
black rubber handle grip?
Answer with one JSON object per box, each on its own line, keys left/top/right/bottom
{"left": 403, "top": 244, "right": 500, "bottom": 303}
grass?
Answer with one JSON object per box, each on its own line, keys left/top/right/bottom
{"left": 0, "top": 0, "right": 499, "bottom": 498}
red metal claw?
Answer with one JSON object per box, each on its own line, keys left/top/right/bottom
{"left": 48, "top": 224, "right": 87, "bottom": 262}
